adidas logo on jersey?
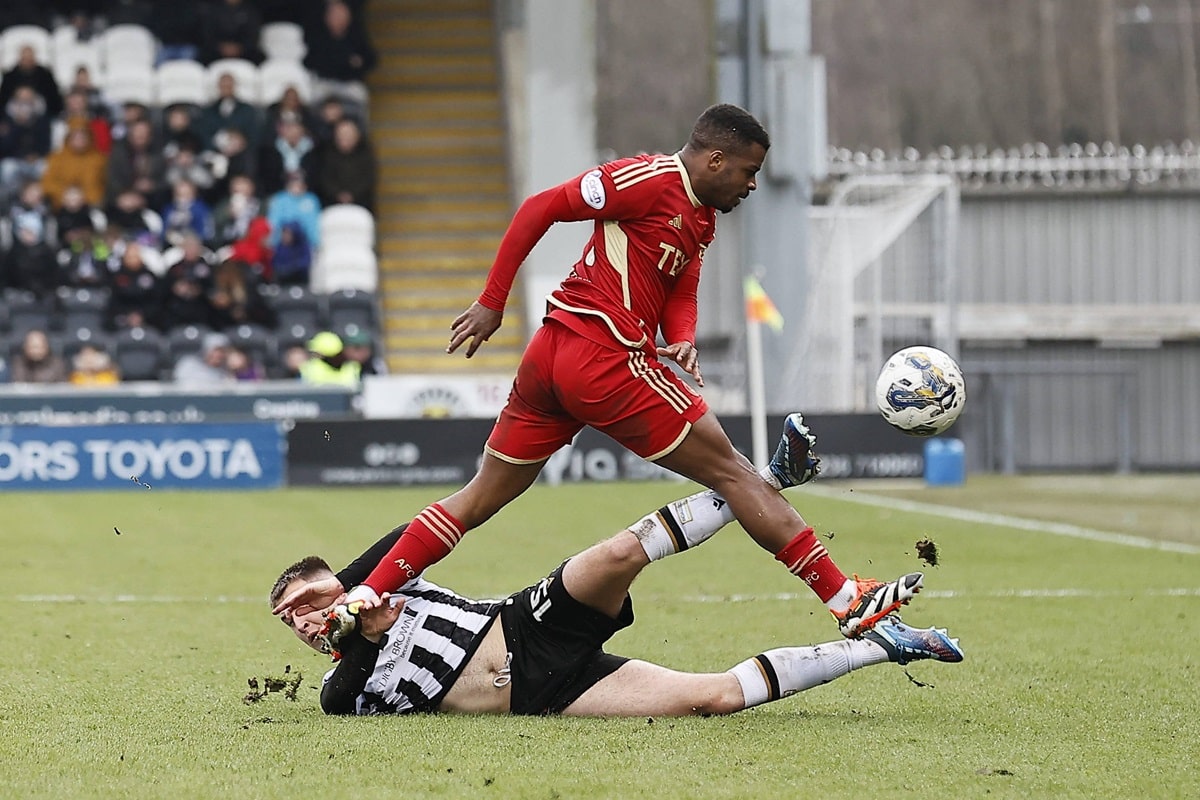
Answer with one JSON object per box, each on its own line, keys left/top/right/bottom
{"left": 668, "top": 215, "right": 683, "bottom": 229}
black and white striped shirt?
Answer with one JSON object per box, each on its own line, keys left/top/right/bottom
{"left": 321, "top": 576, "right": 502, "bottom": 715}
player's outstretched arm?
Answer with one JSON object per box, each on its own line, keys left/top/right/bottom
{"left": 273, "top": 526, "right": 404, "bottom": 617}
{"left": 448, "top": 301, "right": 503, "bottom": 358}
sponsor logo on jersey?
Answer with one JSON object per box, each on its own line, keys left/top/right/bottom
{"left": 580, "top": 169, "right": 606, "bottom": 209}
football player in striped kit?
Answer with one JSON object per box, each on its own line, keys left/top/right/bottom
{"left": 271, "top": 429, "right": 961, "bottom": 717}
{"left": 309, "top": 103, "right": 923, "bottom": 640}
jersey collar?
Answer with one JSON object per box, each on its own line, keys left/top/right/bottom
{"left": 672, "top": 152, "right": 702, "bottom": 208}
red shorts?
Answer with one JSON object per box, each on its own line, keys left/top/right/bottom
{"left": 486, "top": 321, "right": 708, "bottom": 463}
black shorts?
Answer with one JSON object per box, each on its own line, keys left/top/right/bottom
{"left": 500, "top": 561, "right": 634, "bottom": 715}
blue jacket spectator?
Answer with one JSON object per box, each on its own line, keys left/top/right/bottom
{"left": 272, "top": 221, "right": 312, "bottom": 286}
{"left": 267, "top": 172, "right": 321, "bottom": 250}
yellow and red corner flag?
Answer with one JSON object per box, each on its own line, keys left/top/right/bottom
{"left": 743, "top": 276, "right": 784, "bottom": 331}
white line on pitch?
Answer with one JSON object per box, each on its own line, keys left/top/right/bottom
{"left": 801, "top": 485, "right": 1200, "bottom": 556}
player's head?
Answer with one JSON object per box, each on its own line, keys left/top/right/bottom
{"left": 270, "top": 556, "right": 337, "bottom": 653}
{"left": 684, "top": 104, "right": 770, "bottom": 213}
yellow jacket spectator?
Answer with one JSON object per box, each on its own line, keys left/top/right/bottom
{"left": 42, "top": 127, "right": 108, "bottom": 209}
{"left": 299, "top": 332, "right": 362, "bottom": 388}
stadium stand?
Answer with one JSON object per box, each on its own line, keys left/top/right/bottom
{"left": 0, "top": 4, "right": 382, "bottom": 385}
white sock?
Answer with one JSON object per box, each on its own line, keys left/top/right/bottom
{"left": 728, "top": 639, "right": 890, "bottom": 708}
{"left": 825, "top": 578, "right": 860, "bottom": 614}
{"left": 629, "top": 489, "right": 737, "bottom": 562}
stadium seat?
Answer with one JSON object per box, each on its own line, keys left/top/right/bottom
{"left": 0, "top": 25, "right": 52, "bottom": 70}
{"left": 259, "top": 58, "right": 313, "bottom": 105}
{"left": 53, "top": 40, "right": 103, "bottom": 93}
{"left": 312, "top": 245, "right": 378, "bottom": 293}
{"left": 260, "top": 22, "right": 307, "bottom": 61}
{"left": 319, "top": 204, "right": 375, "bottom": 250}
{"left": 103, "top": 65, "right": 155, "bottom": 106}
{"left": 60, "top": 327, "right": 114, "bottom": 362}
{"left": 5, "top": 291, "right": 54, "bottom": 337}
{"left": 155, "top": 60, "right": 208, "bottom": 107}
{"left": 206, "top": 58, "right": 260, "bottom": 104}
{"left": 166, "top": 324, "right": 213, "bottom": 362}
{"left": 271, "top": 285, "right": 325, "bottom": 331}
{"left": 101, "top": 24, "right": 157, "bottom": 71}
{"left": 326, "top": 288, "right": 377, "bottom": 333}
{"left": 57, "top": 286, "right": 110, "bottom": 335}
{"left": 226, "top": 323, "right": 275, "bottom": 369}
{"left": 114, "top": 326, "right": 166, "bottom": 381}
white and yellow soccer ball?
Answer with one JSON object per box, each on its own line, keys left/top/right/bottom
{"left": 875, "top": 346, "right": 966, "bottom": 436}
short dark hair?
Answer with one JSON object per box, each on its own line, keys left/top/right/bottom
{"left": 269, "top": 555, "right": 333, "bottom": 607}
{"left": 688, "top": 103, "right": 770, "bottom": 154}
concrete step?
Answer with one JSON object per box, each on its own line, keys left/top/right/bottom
{"left": 385, "top": 329, "right": 522, "bottom": 351}
{"left": 380, "top": 254, "right": 493, "bottom": 273}
{"left": 382, "top": 274, "right": 483, "bottom": 292}
{"left": 386, "top": 350, "right": 521, "bottom": 375}
{"left": 378, "top": 235, "right": 500, "bottom": 255}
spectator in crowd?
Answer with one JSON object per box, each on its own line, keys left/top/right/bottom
{"left": 105, "top": 188, "right": 164, "bottom": 249}
{"left": 58, "top": 89, "right": 112, "bottom": 155}
{"left": 312, "top": 95, "right": 352, "bottom": 146}
{"left": 162, "top": 105, "right": 203, "bottom": 155}
{"left": 173, "top": 331, "right": 235, "bottom": 386}
{"left": 197, "top": 73, "right": 262, "bottom": 152}
{"left": 108, "top": 100, "right": 151, "bottom": 145}
{"left": 41, "top": 127, "right": 108, "bottom": 209}
{"left": 226, "top": 345, "right": 265, "bottom": 381}
{"left": 161, "top": 179, "right": 215, "bottom": 247}
{"left": 342, "top": 327, "right": 385, "bottom": 376}
{"left": 304, "top": 1, "right": 377, "bottom": 107}
{"left": 10, "top": 329, "right": 68, "bottom": 384}
{"left": 271, "top": 220, "right": 312, "bottom": 286}
{"left": 55, "top": 184, "right": 104, "bottom": 252}
{"left": 0, "top": 85, "right": 52, "bottom": 196}
{"left": 105, "top": 119, "right": 164, "bottom": 206}
{"left": 259, "top": 112, "right": 319, "bottom": 196}
{"left": 69, "top": 344, "right": 121, "bottom": 386}
{"left": 299, "top": 331, "right": 361, "bottom": 387}
{"left": 106, "top": 241, "right": 160, "bottom": 330}
{"left": 158, "top": 233, "right": 215, "bottom": 331}
{"left": 2, "top": 181, "right": 57, "bottom": 297}
{"left": 0, "top": 45, "right": 64, "bottom": 120}
{"left": 211, "top": 127, "right": 257, "bottom": 196}
{"left": 164, "top": 139, "right": 221, "bottom": 203}
{"left": 227, "top": 214, "right": 272, "bottom": 279}
{"left": 199, "top": 0, "right": 265, "bottom": 65}
{"left": 315, "top": 117, "right": 376, "bottom": 211}
{"left": 66, "top": 66, "right": 112, "bottom": 124}
{"left": 266, "top": 86, "right": 318, "bottom": 136}
{"left": 267, "top": 170, "right": 321, "bottom": 252}
{"left": 211, "top": 174, "right": 261, "bottom": 247}
{"left": 152, "top": 4, "right": 204, "bottom": 63}
{"left": 208, "top": 258, "right": 275, "bottom": 330}
{"left": 278, "top": 343, "right": 308, "bottom": 379}
{"left": 56, "top": 226, "right": 115, "bottom": 290}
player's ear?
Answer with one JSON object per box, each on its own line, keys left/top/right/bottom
{"left": 707, "top": 149, "right": 725, "bottom": 171}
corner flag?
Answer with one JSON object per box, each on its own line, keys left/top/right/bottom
{"left": 743, "top": 276, "right": 784, "bottom": 331}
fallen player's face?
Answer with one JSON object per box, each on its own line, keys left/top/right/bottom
{"left": 279, "top": 579, "right": 335, "bottom": 653}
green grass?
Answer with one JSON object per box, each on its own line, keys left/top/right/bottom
{"left": 2, "top": 478, "right": 1198, "bottom": 799}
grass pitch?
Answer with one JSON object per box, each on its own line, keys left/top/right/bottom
{"left": 2, "top": 476, "right": 1198, "bottom": 799}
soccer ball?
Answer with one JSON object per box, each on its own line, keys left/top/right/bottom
{"left": 875, "top": 346, "right": 966, "bottom": 436}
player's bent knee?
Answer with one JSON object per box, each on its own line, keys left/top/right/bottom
{"left": 601, "top": 532, "right": 650, "bottom": 570}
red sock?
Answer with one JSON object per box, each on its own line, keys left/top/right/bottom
{"left": 363, "top": 504, "right": 467, "bottom": 594}
{"left": 774, "top": 527, "right": 848, "bottom": 602}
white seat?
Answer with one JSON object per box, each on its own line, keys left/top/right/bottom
{"left": 206, "top": 58, "right": 261, "bottom": 104}
{"left": 258, "top": 58, "right": 313, "bottom": 105}
{"left": 102, "top": 65, "right": 155, "bottom": 106}
{"left": 260, "top": 22, "right": 307, "bottom": 61}
{"left": 1, "top": 25, "right": 52, "bottom": 70}
{"left": 155, "top": 60, "right": 208, "bottom": 107}
{"left": 313, "top": 245, "right": 378, "bottom": 293}
{"left": 53, "top": 41, "right": 103, "bottom": 92}
{"left": 101, "top": 24, "right": 156, "bottom": 70}
{"left": 318, "top": 204, "right": 375, "bottom": 249}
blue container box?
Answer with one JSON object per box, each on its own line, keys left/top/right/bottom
{"left": 924, "top": 438, "right": 965, "bottom": 486}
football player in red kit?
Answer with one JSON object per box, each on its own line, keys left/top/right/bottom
{"left": 275, "top": 104, "right": 922, "bottom": 638}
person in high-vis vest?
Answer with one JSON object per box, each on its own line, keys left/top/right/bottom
{"left": 299, "top": 332, "right": 361, "bottom": 387}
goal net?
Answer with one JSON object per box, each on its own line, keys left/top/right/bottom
{"left": 789, "top": 173, "right": 960, "bottom": 412}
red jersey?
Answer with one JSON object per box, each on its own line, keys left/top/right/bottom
{"left": 479, "top": 153, "right": 716, "bottom": 350}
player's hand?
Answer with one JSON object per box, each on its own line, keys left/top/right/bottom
{"left": 272, "top": 575, "right": 345, "bottom": 618}
{"left": 657, "top": 341, "right": 704, "bottom": 387}
{"left": 448, "top": 302, "right": 503, "bottom": 358}
{"left": 358, "top": 594, "right": 404, "bottom": 642}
